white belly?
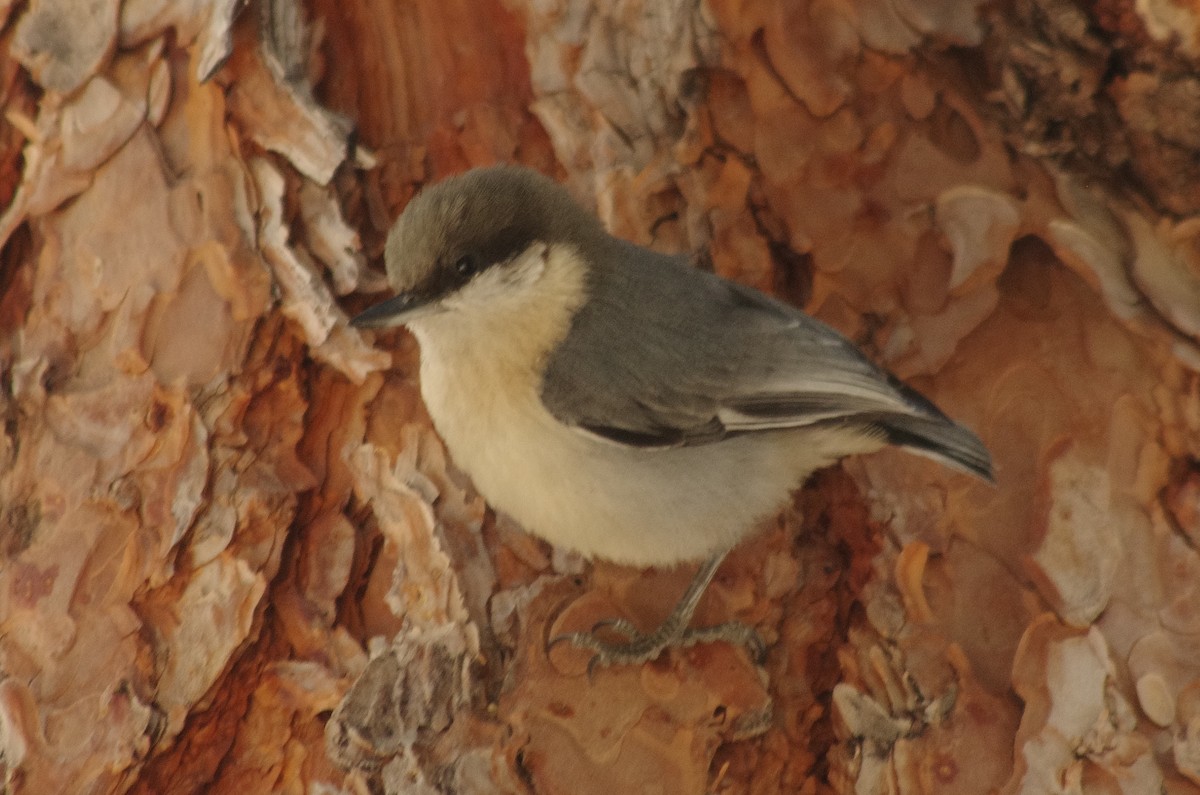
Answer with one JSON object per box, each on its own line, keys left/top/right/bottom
{"left": 412, "top": 325, "right": 875, "bottom": 567}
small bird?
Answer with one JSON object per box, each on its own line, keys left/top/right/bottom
{"left": 353, "top": 165, "right": 992, "bottom": 668}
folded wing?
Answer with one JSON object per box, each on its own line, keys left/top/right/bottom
{"left": 540, "top": 241, "right": 992, "bottom": 481}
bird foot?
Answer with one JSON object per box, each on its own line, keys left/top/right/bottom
{"left": 550, "top": 618, "right": 765, "bottom": 675}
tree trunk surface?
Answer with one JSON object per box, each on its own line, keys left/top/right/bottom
{"left": 2, "top": 0, "right": 1199, "bottom": 792}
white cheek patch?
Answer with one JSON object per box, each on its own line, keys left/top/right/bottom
{"left": 445, "top": 242, "right": 549, "bottom": 311}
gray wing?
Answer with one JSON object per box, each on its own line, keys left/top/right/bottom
{"left": 540, "top": 241, "right": 992, "bottom": 480}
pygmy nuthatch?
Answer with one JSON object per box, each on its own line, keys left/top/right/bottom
{"left": 353, "top": 166, "right": 992, "bottom": 668}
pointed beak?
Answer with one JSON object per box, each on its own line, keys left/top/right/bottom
{"left": 351, "top": 293, "right": 440, "bottom": 329}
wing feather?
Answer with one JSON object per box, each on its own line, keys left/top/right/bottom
{"left": 540, "top": 241, "right": 991, "bottom": 479}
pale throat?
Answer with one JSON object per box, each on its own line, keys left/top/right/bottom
{"left": 407, "top": 243, "right": 590, "bottom": 402}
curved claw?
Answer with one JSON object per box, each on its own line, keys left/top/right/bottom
{"left": 547, "top": 617, "right": 640, "bottom": 655}
{"left": 547, "top": 630, "right": 608, "bottom": 654}
{"left": 561, "top": 631, "right": 678, "bottom": 669}
{"left": 548, "top": 628, "right": 670, "bottom": 669}
{"left": 745, "top": 633, "right": 767, "bottom": 664}
{"left": 588, "top": 616, "right": 639, "bottom": 639}
{"left": 547, "top": 631, "right": 644, "bottom": 680}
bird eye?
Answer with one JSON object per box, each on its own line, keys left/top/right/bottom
{"left": 454, "top": 253, "right": 480, "bottom": 276}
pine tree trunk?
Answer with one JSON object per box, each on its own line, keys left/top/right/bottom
{"left": 2, "top": 0, "right": 1199, "bottom": 792}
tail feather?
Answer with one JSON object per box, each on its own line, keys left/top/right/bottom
{"left": 877, "top": 413, "right": 994, "bottom": 482}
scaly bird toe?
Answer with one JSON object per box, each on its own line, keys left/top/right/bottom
{"left": 548, "top": 618, "right": 764, "bottom": 675}
{"left": 547, "top": 553, "right": 766, "bottom": 673}
{"left": 678, "top": 621, "right": 766, "bottom": 663}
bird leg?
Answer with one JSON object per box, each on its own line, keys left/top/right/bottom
{"left": 549, "top": 552, "right": 765, "bottom": 673}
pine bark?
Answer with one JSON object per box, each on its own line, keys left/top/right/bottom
{"left": 1, "top": 0, "right": 1199, "bottom": 792}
